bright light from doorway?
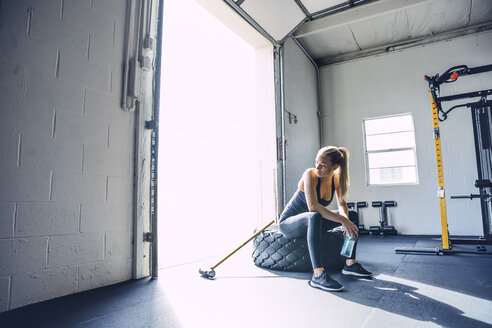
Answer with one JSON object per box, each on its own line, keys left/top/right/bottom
{"left": 158, "top": 0, "right": 264, "bottom": 268}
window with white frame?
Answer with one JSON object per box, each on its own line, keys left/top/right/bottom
{"left": 363, "top": 114, "right": 418, "bottom": 185}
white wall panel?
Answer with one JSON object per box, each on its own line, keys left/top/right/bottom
{"left": 242, "top": 0, "right": 305, "bottom": 40}
{"left": 404, "top": 0, "right": 471, "bottom": 38}
{"left": 299, "top": 25, "right": 360, "bottom": 58}
{"left": 470, "top": 0, "right": 492, "bottom": 25}
{"left": 320, "top": 30, "right": 492, "bottom": 235}
{"left": 283, "top": 38, "right": 320, "bottom": 199}
{"left": 350, "top": 10, "right": 411, "bottom": 49}
{"left": 295, "top": 0, "right": 492, "bottom": 63}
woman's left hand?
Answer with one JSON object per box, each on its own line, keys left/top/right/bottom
{"left": 342, "top": 217, "right": 359, "bottom": 239}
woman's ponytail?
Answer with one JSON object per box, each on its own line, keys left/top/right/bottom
{"left": 317, "top": 146, "right": 350, "bottom": 199}
{"left": 337, "top": 147, "right": 350, "bottom": 199}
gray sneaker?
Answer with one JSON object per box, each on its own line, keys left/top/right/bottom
{"left": 309, "top": 271, "right": 344, "bottom": 291}
{"left": 342, "top": 262, "right": 372, "bottom": 277}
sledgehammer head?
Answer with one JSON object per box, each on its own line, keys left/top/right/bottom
{"left": 199, "top": 268, "right": 216, "bottom": 279}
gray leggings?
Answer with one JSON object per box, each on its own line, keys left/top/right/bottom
{"left": 279, "top": 209, "right": 359, "bottom": 269}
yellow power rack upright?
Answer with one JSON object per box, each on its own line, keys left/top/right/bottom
{"left": 429, "top": 88, "right": 450, "bottom": 250}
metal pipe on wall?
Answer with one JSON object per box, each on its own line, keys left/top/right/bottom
{"left": 121, "top": 0, "right": 134, "bottom": 111}
{"left": 273, "top": 44, "right": 286, "bottom": 213}
{"left": 121, "top": 0, "right": 145, "bottom": 112}
{"left": 149, "top": 0, "right": 163, "bottom": 279}
{"left": 131, "top": 0, "right": 144, "bottom": 101}
{"left": 315, "top": 59, "right": 323, "bottom": 148}
{"left": 279, "top": 44, "right": 287, "bottom": 208}
{"left": 138, "top": 0, "right": 147, "bottom": 62}
{"left": 146, "top": 0, "right": 153, "bottom": 37}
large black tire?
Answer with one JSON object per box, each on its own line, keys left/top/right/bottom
{"left": 252, "top": 226, "right": 346, "bottom": 272}
{"left": 253, "top": 229, "right": 312, "bottom": 272}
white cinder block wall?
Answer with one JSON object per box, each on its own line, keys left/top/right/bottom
{"left": 0, "top": 0, "right": 134, "bottom": 311}
{"left": 283, "top": 37, "right": 320, "bottom": 200}
{"left": 321, "top": 31, "right": 492, "bottom": 235}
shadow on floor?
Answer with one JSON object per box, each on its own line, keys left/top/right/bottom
{"left": 247, "top": 265, "right": 492, "bottom": 327}
{"left": 0, "top": 278, "right": 183, "bottom": 328}
{"left": 335, "top": 276, "right": 490, "bottom": 328}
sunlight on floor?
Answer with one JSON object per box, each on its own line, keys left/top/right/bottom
{"left": 157, "top": 247, "right": 492, "bottom": 328}
{"left": 375, "top": 274, "right": 492, "bottom": 324}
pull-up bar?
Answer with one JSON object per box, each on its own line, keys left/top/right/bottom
{"left": 428, "top": 64, "right": 492, "bottom": 87}
{"left": 425, "top": 64, "right": 492, "bottom": 121}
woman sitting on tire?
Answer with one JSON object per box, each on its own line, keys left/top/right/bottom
{"left": 279, "top": 146, "right": 372, "bottom": 292}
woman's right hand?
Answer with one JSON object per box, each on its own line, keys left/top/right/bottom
{"left": 342, "top": 217, "right": 359, "bottom": 239}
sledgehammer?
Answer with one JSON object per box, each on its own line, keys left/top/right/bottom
{"left": 199, "top": 220, "right": 275, "bottom": 279}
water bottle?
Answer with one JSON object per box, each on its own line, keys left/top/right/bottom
{"left": 340, "top": 233, "right": 355, "bottom": 258}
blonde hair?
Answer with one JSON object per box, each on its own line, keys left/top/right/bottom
{"left": 316, "top": 146, "right": 350, "bottom": 199}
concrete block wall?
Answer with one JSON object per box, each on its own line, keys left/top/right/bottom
{"left": 0, "top": 0, "right": 134, "bottom": 311}
{"left": 320, "top": 31, "right": 492, "bottom": 235}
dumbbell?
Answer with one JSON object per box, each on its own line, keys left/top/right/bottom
{"left": 369, "top": 201, "right": 398, "bottom": 235}
{"left": 356, "top": 201, "right": 370, "bottom": 235}
{"left": 347, "top": 201, "right": 369, "bottom": 235}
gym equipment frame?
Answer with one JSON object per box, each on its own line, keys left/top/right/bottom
{"left": 396, "top": 64, "right": 492, "bottom": 255}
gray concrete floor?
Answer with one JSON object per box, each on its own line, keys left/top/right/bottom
{"left": 2, "top": 235, "right": 492, "bottom": 327}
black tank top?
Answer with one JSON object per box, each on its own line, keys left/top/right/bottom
{"left": 316, "top": 176, "right": 335, "bottom": 206}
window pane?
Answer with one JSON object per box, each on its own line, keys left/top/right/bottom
{"left": 364, "top": 114, "right": 413, "bottom": 135}
{"left": 368, "top": 150, "right": 415, "bottom": 168}
{"left": 369, "top": 167, "right": 417, "bottom": 184}
{"left": 366, "top": 131, "right": 415, "bottom": 151}
{"left": 363, "top": 113, "right": 418, "bottom": 185}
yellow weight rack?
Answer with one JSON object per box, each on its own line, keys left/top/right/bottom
{"left": 430, "top": 91, "right": 450, "bottom": 250}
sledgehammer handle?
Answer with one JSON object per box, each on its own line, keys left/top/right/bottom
{"left": 211, "top": 220, "right": 275, "bottom": 270}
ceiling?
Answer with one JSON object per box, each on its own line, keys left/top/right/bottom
{"left": 229, "top": 0, "right": 492, "bottom": 65}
